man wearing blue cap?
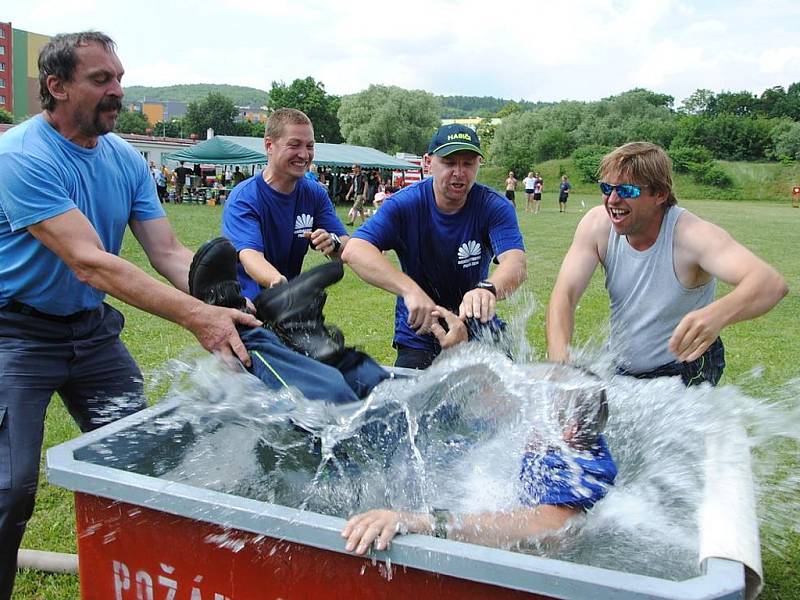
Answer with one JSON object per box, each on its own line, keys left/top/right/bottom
{"left": 342, "top": 124, "right": 527, "bottom": 369}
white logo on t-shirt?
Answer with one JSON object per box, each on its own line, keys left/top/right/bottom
{"left": 457, "top": 240, "right": 481, "bottom": 268}
{"left": 294, "top": 213, "right": 314, "bottom": 237}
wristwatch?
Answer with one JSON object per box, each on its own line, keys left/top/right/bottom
{"left": 475, "top": 280, "right": 496, "bottom": 296}
{"left": 330, "top": 232, "right": 342, "bottom": 253}
{"left": 431, "top": 508, "right": 451, "bottom": 539}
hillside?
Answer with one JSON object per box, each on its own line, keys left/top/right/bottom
{"left": 123, "top": 83, "right": 550, "bottom": 118}
{"left": 124, "top": 84, "right": 269, "bottom": 107}
{"left": 478, "top": 159, "right": 800, "bottom": 203}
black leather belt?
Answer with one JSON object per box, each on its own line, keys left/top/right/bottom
{"left": 2, "top": 301, "right": 92, "bottom": 323}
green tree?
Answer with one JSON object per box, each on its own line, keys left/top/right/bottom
{"left": 183, "top": 92, "right": 239, "bottom": 139}
{"left": 114, "top": 108, "right": 150, "bottom": 134}
{"left": 495, "top": 100, "right": 521, "bottom": 118}
{"left": 673, "top": 114, "right": 773, "bottom": 161}
{"left": 488, "top": 111, "right": 543, "bottom": 174}
{"left": 774, "top": 121, "right": 800, "bottom": 160}
{"left": 475, "top": 118, "right": 497, "bottom": 155}
{"left": 711, "top": 90, "right": 758, "bottom": 117}
{"left": 678, "top": 89, "right": 715, "bottom": 115}
{"left": 531, "top": 128, "right": 575, "bottom": 162}
{"left": 571, "top": 145, "right": 613, "bottom": 182}
{"left": 269, "top": 77, "right": 342, "bottom": 143}
{"left": 151, "top": 119, "right": 186, "bottom": 138}
{"left": 338, "top": 85, "right": 440, "bottom": 155}
{"left": 0, "top": 108, "right": 12, "bottom": 124}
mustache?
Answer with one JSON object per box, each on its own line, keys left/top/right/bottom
{"left": 97, "top": 96, "right": 122, "bottom": 112}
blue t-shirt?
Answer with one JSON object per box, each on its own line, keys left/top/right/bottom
{"left": 352, "top": 178, "right": 524, "bottom": 352}
{"left": 518, "top": 435, "right": 616, "bottom": 510}
{"left": 560, "top": 181, "right": 571, "bottom": 194}
{"left": 0, "top": 115, "right": 164, "bottom": 315}
{"left": 222, "top": 171, "right": 348, "bottom": 299}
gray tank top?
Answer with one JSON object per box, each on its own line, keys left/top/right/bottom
{"left": 604, "top": 206, "right": 716, "bottom": 373}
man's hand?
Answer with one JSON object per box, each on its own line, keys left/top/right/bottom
{"left": 268, "top": 274, "right": 288, "bottom": 288}
{"left": 185, "top": 303, "right": 261, "bottom": 367}
{"left": 342, "top": 509, "right": 407, "bottom": 555}
{"left": 430, "top": 306, "right": 468, "bottom": 349}
{"left": 305, "top": 229, "right": 339, "bottom": 257}
{"left": 459, "top": 287, "right": 497, "bottom": 323}
{"left": 668, "top": 306, "right": 723, "bottom": 362}
{"left": 404, "top": 288, "right": 437, "bottom": 334}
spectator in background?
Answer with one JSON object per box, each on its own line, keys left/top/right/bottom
{"left": 558, "top": 175, "right": 571, "bottom": 213}
{"left": 366, "top": 170, "right": 380, "bottom": 206}
{"left": 523, "top": 171, "right": 537, "bottom": 213}
{"left": 505, "top": 170, "right": 518, "bottom": 207}
{"left": 533, "top": 172, "right": 543, "bottom": 214}
{"left": 232, "top": 166, "right": 246, "bottom": 186}
{"left": 305, "top": 163, "right": 319, "bottom": 182}
{"left": 346, "top": 163, "right": 368, "bottom": 226}
{"left": 153, "top": 167, "right": 167, "bottom": 203}
{"left": 174, "top": 161, "right": 192, "bottom": 203}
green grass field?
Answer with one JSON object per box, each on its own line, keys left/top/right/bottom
{"left": 15, "top": 193, "right": 799, "bottom": 599}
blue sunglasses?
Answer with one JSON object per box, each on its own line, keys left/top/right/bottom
{"left": 598, "top": 182, "right": 646, "bottom": 199}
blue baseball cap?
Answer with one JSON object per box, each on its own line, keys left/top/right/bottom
{"left": 427, "top": 124, "right": 484, "bottom": 158}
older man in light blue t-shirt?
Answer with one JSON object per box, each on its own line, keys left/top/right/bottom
{"left": 0, "top": 32, "right": 258, "bottom": 599}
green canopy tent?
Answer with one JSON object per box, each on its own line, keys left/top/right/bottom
{"left": 217, "top": 136, "right": 421, "bottom": 170}
{"left": 164, "top": 136, "right": 266, "bottom": 165}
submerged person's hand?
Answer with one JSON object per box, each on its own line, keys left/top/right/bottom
{"left": 430, "top": 306, "right": 468, "bottom": 349}
{"left": 342, "top": 509, "right": 409, "bottom": 555}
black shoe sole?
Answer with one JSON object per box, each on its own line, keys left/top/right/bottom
{"left": 189, "top": 237, "right": 244, "bottom": 309}
{"left": 254, "top": 261, "right": 344, "bottom": 323}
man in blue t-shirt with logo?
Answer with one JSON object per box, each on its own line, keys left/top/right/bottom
{"left": 0, "top": 32, "right": 258, "bottom": 599}
{"left": 342, "top": 124, "right": 527, "bottom": 369}
{"left": 222, "top": 108, "right": 349, "bottom": 300}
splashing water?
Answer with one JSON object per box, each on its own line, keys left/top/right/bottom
{"left": 89, "top": 340, "right": 800, "bottom": 582}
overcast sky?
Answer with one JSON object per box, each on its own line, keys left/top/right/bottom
{"left": 5, "top": 0, "right": 800, "bottom": 107}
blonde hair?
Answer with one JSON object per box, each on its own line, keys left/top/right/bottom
{"left": 600, "top": 142, "right": 677, "bottom": 206}
{"left": 265, "top": 108, "right": 312, "bottom": 141}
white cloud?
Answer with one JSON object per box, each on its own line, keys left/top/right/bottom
{"left": 759, "top": 47, "right": 800, "bottom": 74}
{"left": 4, "top": 0, "right": 798, "bottom": 103}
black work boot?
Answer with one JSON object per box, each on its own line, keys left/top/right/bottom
{"left": 189, "top": 237, "right": 246, "bottom": 310}
{"left": 254, "top": 261, "right": 346, "bottom": 364}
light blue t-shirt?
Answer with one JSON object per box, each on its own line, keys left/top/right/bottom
{"left": 222, "top": 171, "right": 347, "bottom": 300}
{"left": 0, "top": 115, "right": 164, "bottom": 315}
{"left": 352, "top": 178, "right": 525, "bottom": 353}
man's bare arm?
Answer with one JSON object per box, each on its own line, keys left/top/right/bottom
{"left": 341, "top": 238, "right": 437, "bottom": 332}
{"left": 668, "top": 214, "right": 788, "bottom": 361}
{"left": 129, "top": 217, "right": 194, "bottom": 293}
{"left": 546, "top": 207, "right": 608, "bottom": 363}
{"left": 28, "top": 209, "right": 260, "bottom": 366}
{"left": 342, "top": 505, "right": 578, "bottom": 554}
{"left": 239, "top": 248, "right": 288, "bottom": 288}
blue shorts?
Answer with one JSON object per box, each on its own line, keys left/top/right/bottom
{"left": 518, "top": 435, "right": 617, "bottom": 510}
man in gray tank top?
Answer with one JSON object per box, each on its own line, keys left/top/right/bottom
{"left": 545, "top": 142, "right": 788, "bottom": 386}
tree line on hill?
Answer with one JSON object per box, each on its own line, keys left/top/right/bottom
{"left": 488, "top": 85, "right": 800, "bottom": 188}
{"left": 105, "top": 78, "right": 800, "bottom": 180}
